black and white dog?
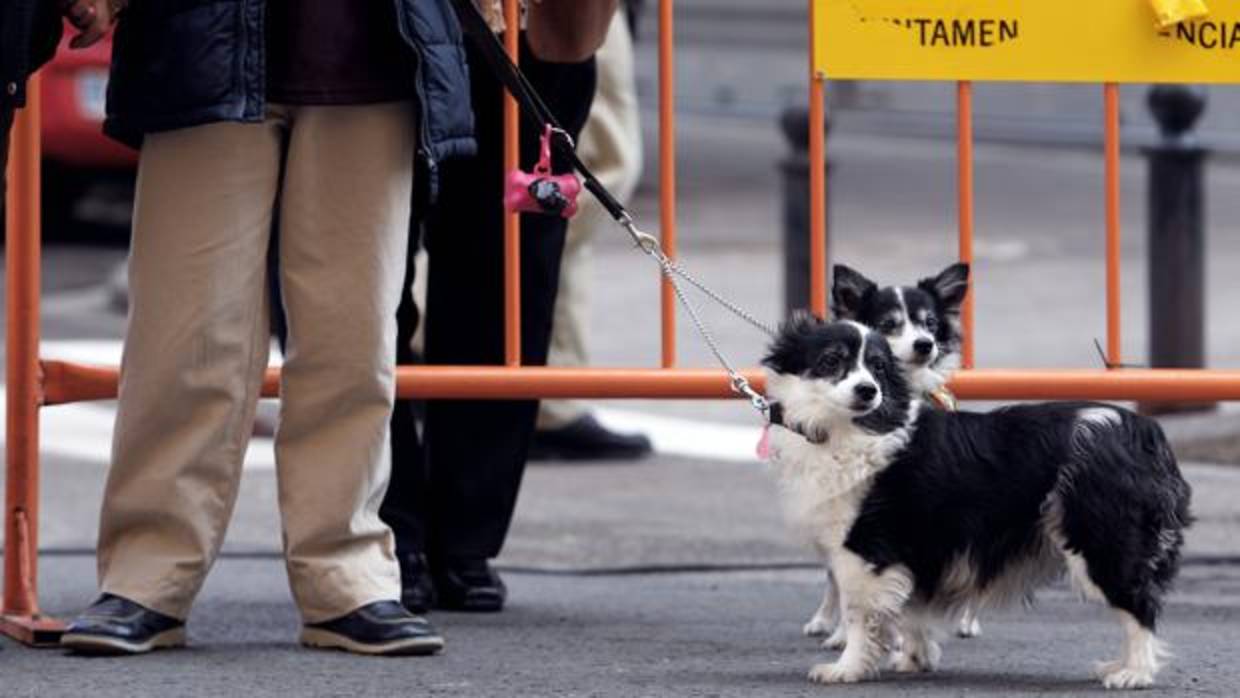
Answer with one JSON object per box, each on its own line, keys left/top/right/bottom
{"left": 762, "top": 316, "right": 1191, "bottom": 688}
{"left": 800, "top": 262, "right": 978, "bottom": 647}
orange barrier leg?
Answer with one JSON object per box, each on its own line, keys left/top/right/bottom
{"left": 957, "top": 81, "right": 975, "bottom": 369}
{"left": 503, "top": 0, "right": 522, "bottom": 367}
{"left": 1104, "top": 83, "right": 1122, "bottom": 367}
{"left": 2, "top": 77, "right": 65, "bottom": 646}
{"left": 808, "top": 3, "right": 827, "bottom": 318}
{"left": 659, "top": 0, "right": 678, "bottom": 366}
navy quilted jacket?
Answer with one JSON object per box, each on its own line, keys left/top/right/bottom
{"left": 104, "top": 0, "right": 477, "bottom": 188}
{"left": 0, "top": 0, "right": 63, "bottom": 109}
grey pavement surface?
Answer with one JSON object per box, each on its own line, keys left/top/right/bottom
{"left": 2, "top": 556, "right": 1238, "bottom": 697}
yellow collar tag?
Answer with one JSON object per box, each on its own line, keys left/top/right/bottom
{"left": 1150, "top": 0, "right": 1210, "bottom": 28}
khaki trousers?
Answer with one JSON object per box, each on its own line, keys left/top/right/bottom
{"left": 98, "top": 102, "right": 413, "bottom": 623}
{"left": 537, "top": 12, "right": 643, "bottom": 429}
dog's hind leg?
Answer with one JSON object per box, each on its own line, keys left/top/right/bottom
{"left": 891, "top": 609, "right": 941, "bottom": 673}
{"left": 1094, "top": 611, "right": 1166, "bottom": 690}
{"left": 803, "top": 565, "right": 840, "bottom": 638}
{"left": 956, "top": 603, "right": 982, "bottom": 638}
{"left": 808, "top": 551, "right": 911, "bottom": 684}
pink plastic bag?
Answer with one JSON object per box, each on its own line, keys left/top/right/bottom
{"left": 504, "top": 126, "right": 581, "bottom": 218}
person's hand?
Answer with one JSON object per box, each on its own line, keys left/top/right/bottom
{"left": 60, "top": 0, "right": 118, "bottom": 49}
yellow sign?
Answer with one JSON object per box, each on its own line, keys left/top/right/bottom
{"left": 812, "top": 1, "right": 1240, "bottom": 83}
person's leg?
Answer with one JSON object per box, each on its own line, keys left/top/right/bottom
{"left": 380, "top": 232, "right": 429, "bottom": 559}
{"left": 418, "top": 39, "right": 595, "bottom": 581}
{"left": 274, "top": 101, "right": 413, "bottom": 624}
{"left": 532, "top": 14, "right": 651, "bottom": 459}
{"left": 380, "top": 224, "right": 435, "bottom": 613}
{"left": 96, "top": 116, "right": 284, "bottom": 620}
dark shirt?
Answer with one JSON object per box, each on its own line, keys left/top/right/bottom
{"left": 266, "top": 1, "right": 411, "bottom": 105}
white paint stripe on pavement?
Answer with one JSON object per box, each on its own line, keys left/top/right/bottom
{"left": 594, "top": 407, "right": 762, "bottom": 464}
{"left": 8, "top": 340, "right": 765, "bottom": 467}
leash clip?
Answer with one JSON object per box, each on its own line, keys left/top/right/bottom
{"left": 730, "top": 375, "right": 769, "bottom": 415}
{"left": 619, "top": 214, "right": 661, "bottom": 254}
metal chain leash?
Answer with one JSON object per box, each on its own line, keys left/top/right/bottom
{"left": 658, "top": 255, "right": 778, "bottom": 338}
{"left": 617, "top": 215, "right": 772, "bottom": 417}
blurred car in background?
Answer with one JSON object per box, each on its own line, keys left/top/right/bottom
{"left": 39, "top": 24, "right": 135, "bottom": 243}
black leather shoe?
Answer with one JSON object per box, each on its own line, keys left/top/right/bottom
{"left": 301, "top": 600, "right": 443, "bottom": 656}
{"left": 431, "top": 557, "right": 506, "bottom": 612}
{"left": 529, "top": 414, "right": 654, "bottom": 462}
{"left": 398, "top": 552, "right": 437, "bottom": 615}
{"left": 61, "top": 594, "right": 186, "bottom": 655}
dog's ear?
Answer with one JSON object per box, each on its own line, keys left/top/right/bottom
{"left": 762, "top": 310, "right": 824, "bottom": 373}
{"left": 918, "top": 262, "right": 970, "bottom": 312}
{"left": 831, "top": 265, "right": 877, "bottom": 319}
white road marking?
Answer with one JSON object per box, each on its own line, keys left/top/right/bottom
{"left": 5, "top": 340, "right": 766, "bottom": 468}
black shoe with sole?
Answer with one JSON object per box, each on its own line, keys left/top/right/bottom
{"left": 431, "top": 557, "right": 507, "bottom": 612}
{"left": 529, "top": 414, "right": 654, "bottom": 462}
{"left": 61, "top": 594, "right": 186, "bottom": 655}
{"left": 398, "top": 551, "right": 437, "bottom": 615}
{"left": 301, "top": 600, "right": 443, "bottom": 656}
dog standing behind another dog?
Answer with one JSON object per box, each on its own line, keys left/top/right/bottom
{"left": 761, "top": 317, "right": 1191, "bottom": 688}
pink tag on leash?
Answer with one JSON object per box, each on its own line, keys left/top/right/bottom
{"left": 756, "top": 424, "right": 771, "bottom": 459}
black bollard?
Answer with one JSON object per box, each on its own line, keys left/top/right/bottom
{"left": 780, "top": 106, "right": 830, "bottom": 317}
{"left": 1140, "top": 85, "right": 1214, "bottom": 415}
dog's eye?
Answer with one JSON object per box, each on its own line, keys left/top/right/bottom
{"left": 924, "top": 314, "right": 939, "bottom": 332}
{"left": 879, "top": 319, "right": 900, "bottom": 334}
{"left": 870, "top": 356, "right": 888, "bottom": 373}
{"left": 817, "top": 353, "right": 841, "bottom": 372}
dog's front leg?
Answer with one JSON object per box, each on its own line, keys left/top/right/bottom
{"left": 803, "top": 565, "right": 841, "bottom": 639}
{"left": 808, "top": 551, "right": 911, "bottom": 684}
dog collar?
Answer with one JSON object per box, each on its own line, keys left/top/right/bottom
{"left": 766, "top": 401, "right": 828, "bottom": 444}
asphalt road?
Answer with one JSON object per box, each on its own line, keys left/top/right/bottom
{"left": 2, "top": 557, "right": 1237, "bottom": 697}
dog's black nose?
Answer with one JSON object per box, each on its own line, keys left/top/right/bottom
{"left": 914, "top": 339, "right": 934, "bottom": 356}
{"left": 854, "top": 383, "right": 878, "bottom": 402}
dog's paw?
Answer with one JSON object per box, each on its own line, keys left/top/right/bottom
{"left": 956, "top": 616, "right": 982, "bottom": 638}
{"left": 1094, "top": 659, "right": 1124, "bottom": 678}
{"left": 803, "top": 614, "right": 835, "bottom": 638}
{"left": 1099, "top": 666, "right": 1155, "bottom": 690}
{"left": 808, "top": 661, "right": 871, "bottom": 684}
{"left": 891, "top": 641, "right": 940, "bottom": 673}
{"left": 821, "top": 626, "right": 848, "bottom": 650}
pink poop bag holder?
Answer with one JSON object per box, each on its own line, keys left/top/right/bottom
{"left": 504, "top": 126, "right": 582, "bottom": 219}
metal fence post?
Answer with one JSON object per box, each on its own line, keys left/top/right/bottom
{"left": 1141, "top": 84, "right": 1214, "bottom": 415}
{"left": 780, "top": 106, "right": 830, "bottom": 316}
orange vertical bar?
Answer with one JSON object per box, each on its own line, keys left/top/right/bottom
{"left": 503, "top": 0, "right": 522, "bottom": 367}
{"left": 659, "top": 0, "right": 677, "bottom": 367}
{"left": 957, "top": 81, "right": 975, "bottom": 369}
{"left": 1104, "top": 83, "right": 1121, "bottom": 367}
{"left": 4, "top": 78, "right": 43, "bottom": 617}
{"left": 808, "top": 2, "right": 827, "bottom": 317}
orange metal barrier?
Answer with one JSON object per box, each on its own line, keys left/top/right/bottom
{"left": 8, "top": 0, "right": 1240, "bottom": 647}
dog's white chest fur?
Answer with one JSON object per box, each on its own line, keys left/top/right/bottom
{"left": 767, "top": 426, "right": 908, "bottom": 552}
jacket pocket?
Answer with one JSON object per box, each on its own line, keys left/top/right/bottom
{"left": 108, "top": 1, "right": 241, "bottom": 124}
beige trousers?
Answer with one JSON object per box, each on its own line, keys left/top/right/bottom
{"left": 536, "top": 12, "right": 643, "bottom": 429}
{"left": 98, "top": 102, "right": 413, "bottom": 623}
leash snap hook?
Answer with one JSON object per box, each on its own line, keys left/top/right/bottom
{"left": 620, "top": 215, "right": 661, "bottom": 254}
{"left": 730, "top": 375, "right": 769, "bottom": 415}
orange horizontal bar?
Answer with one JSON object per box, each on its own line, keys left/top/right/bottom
{"left": 39, "top": 360, "right": 1240, "bottom": 404}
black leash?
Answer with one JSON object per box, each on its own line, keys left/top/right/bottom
{"left": 451, "top": 0, "right": 629, "bottom": 223}
{"left": 450, "top": 0, "right": 782, "bottom": 426}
